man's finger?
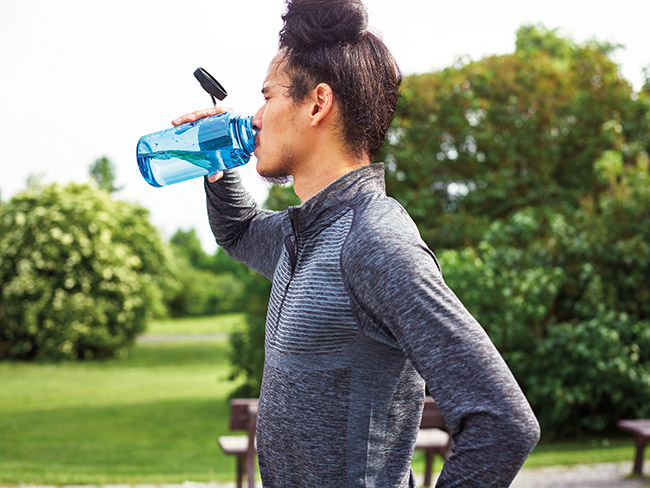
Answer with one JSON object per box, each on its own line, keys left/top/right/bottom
{"left": 172, "top": 106, "right": 234, "bottom": 126}
{"left": 207, "top": 171, "right": 224, "bottom": 183}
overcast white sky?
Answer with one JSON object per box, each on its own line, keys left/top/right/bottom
{"left": 1, "top": 0, "right": 648, "bottom": 252}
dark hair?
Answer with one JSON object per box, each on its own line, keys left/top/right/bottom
{"left": 278, "top": 0, "right": 401, "bottom": 157}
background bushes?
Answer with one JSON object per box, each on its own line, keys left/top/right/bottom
{"left": 438, "top": 174, "right": 650, "bottom": 435}
{"left": 0, "top": 182, "right": 176, "bottom": 361}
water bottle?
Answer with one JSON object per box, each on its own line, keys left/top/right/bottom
{"left": 137, "top": 112, "right": 256, "bottom": 187}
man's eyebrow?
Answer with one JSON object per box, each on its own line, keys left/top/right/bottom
{"left": 261, "top": 85, "right": 271, "bottom": 95}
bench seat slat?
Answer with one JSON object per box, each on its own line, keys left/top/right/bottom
{"left": 218, "top": 435, "right": 250, "bottom": 455}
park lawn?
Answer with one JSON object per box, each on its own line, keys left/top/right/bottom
{"left": 409, "top": 437, "right": 637, "bottom": 478}
{"left": 0, "top": 315, "right": 246, "bottom": 485}
{"left": 524, "top": 437, "right": 636, "bottom": 468}
{"left": 0, "top": 313, "right": 639, "bottom": 485}
{"left": 146, "top": 313, "right": 245, "bottom": 336}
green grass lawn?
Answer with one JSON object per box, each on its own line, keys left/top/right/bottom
{"left": 145, "top": 313, "right": 245, "bottom": 336}
{"left": 0, "top": 313, "right": 639, "bottom": 485}
{"left": 524, "top": 437, "right": 638, "bottom": 468}
{"left": 0, "top": 314, "right": 247, "bottom": 485}
{"left": 410, "top": 438, "right": 637, "bottom": 479}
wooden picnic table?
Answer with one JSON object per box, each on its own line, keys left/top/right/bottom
{"left": 617, "top": 419, "right": 650, "bottom": 476}
{"left": 218, "top": 399, "right": 258, "bottom": 488}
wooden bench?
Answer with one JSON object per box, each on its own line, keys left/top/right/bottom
{"left": 617, "top": 419, "right": 650, "bottom": 476}
{"left": 218, "top": 398, "right": 259, "bottom": 488}
{"left": 416, "top": 396, "right": 453, "bottom": 486}
{"left": 218, "top": 396, "right": 451, "bottom": 487}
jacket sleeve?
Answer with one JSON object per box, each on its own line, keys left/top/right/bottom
{"left": 342, "top": 202, "right": 540, "bottom": 488}
{"left": 204, "top": 171, "right": 285, "bottom": 280}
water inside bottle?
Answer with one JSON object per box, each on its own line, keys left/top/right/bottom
{"left": 137, "top": 149, "right": 251, "bottom": 187}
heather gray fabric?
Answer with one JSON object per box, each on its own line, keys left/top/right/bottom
{"left": 205, "top": 163, "right": 540, "bottom": 487}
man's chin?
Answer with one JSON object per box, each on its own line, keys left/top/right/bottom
{"left": 258, "top": 173, "right": 293, "bottom": 186}
{"left": 256, "top": 162, "right": 293, "bottom": 185}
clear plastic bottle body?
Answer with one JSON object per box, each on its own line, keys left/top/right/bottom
{"left": 137, "top": 112, "right": 256, "bottom": 187}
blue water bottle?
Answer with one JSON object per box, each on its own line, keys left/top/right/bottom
{"left": 137, "top": 67, "right": 256, "bottom": 187}
{"left": 137, "top": 112, "right": 256, "bottom": 187}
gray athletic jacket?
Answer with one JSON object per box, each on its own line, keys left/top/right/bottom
{"left": 205, "top": 163, "right": 540, "bottom": 487}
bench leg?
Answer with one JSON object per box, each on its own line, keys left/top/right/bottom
{"left": 246, "top": 445, "right": 256, "bottom": 488}
{"left": 632, "top": 436, "right": 647, "bottom": 476}
{"left": 423, "top": 449, "right": 434, "bottom": 487}
{"left": 236, "top": 454, "right": 244, "bottom": 488}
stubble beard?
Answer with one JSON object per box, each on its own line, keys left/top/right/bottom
{"left": 257, "top": 145, "right": 296, "bottom": 186}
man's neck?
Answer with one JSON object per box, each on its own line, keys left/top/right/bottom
{"left": 288, "top": 100, "right": 371, "bottom": 202}
{"left": 292, "top": 153, "right": 371, "bottom": 202}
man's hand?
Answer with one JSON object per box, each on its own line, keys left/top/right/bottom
{"left": 171, "top": 106, "right": 234, "bottom": 183}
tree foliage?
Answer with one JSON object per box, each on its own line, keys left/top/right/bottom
{"left": 170, "top": 228, "right": 209, "bottom": 268}
{"left": 379, "top": 24, "right": 649, "bottom": 249}
{"left": 439, "top": 154, "right": 650, "bottom": 435}
{"left": 228, "top": 264, "right": 272, "bottom": 398}
{"left": 166, "top": 229, "right": 245, "bottom": 317}
{"left": 89, "top": 156, "right": 122, "bottom": 194}
{"left": 0, "top": 183, "right": 175, "bottom": 361}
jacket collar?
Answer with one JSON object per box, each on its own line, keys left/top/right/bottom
{"left": 287, "top": 163, "right": 386, "bottom": 239}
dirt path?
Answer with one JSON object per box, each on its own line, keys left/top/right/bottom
{"left": 136, "top": 333, "right": 228, "bottom": 343}
{"left": 6, "top": 463, "right": 649, "bottom": 488}
{"left": 425, "top": 461, "right": 650, "bottom": 487}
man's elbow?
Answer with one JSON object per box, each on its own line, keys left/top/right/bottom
{"left": 506, "top": 405, "right": 541, "bottom": 460}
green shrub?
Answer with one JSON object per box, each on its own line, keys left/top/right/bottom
{"left": 166, "top": 230, "right": 246, "bottom": 318}
{"left": 166, "top": 255, "right": 244, "bottom": 317}
{"left": 0, "top": 182, "right": 176, "bottom": 361}
{"left": 228, "top": 269, "right": 269, "bottom": 398}
{"left": 439, "top": 174, "right": 650, "bottom": 437}
{"left": 531, "top": 314, "right": 650, "bottom": 433}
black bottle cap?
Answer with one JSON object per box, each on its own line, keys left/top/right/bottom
{"left": 194, "top": 67, "right": 228, "bottom": 103}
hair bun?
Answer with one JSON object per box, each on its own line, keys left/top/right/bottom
{"left": 280, "top": 0, "right": 368, "bottom": 50}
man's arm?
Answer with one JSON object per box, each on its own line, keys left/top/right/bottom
{"left": 204, "top": 171, "right": 285, "bottom": 280}
{"left": 342, "top": 202, "right": 540, "bottom": 487}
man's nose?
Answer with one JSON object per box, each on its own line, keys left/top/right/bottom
{"left": 252, "top": 105, "right": 264, "bottom": 131}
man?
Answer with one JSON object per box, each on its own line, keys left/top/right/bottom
{"left": 173, "top": 0, "right": 540, "bottom": 486}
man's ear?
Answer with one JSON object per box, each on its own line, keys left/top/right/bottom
{"left": 309, "top": 83, "right": 334, "bottom": 126}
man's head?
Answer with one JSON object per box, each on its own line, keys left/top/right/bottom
{"left": 277, "top": 0, "right": 401, "bottom": 158}
{"left": 251, "top": 0, "right": 401, "bottom": 189}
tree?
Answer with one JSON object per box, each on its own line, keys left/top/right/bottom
{"left": 165, "top": 256, "right": 245, "bottom": 317}
{"left": 166, "top": 227, "right": 255, "bottom": 317}
{"left": 438, "top": 153, "right": 650, "bottom": 435}
{"left": 228, "top": 264, "right": 272, "bottom": 397}
{"left": 170, "top": 228, "right": 210, "bottom": 269}
{"left": 89, "top": 156, "right": 122, "bottom": 194}
{"left": 378, "top": 24, "right": 649, "bottom": 250}
{"left": 264, "top": 183, "right": 301, "bottom": 209}
{"left": 0, "top": 182, "right": 176, "bottom": 361}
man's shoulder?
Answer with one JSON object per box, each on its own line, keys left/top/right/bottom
{"left": 342, "top": 194, "right": 426, "bottom": 270}
{"left": 348, "top": 194, "right": 420, "bottom": 241}
{"left": 341, "top": 194, "right": 442, "bottom": 292}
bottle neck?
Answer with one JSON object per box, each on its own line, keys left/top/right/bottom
{"left": 232, "top": 115, "right": 257, "bottom": 156}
